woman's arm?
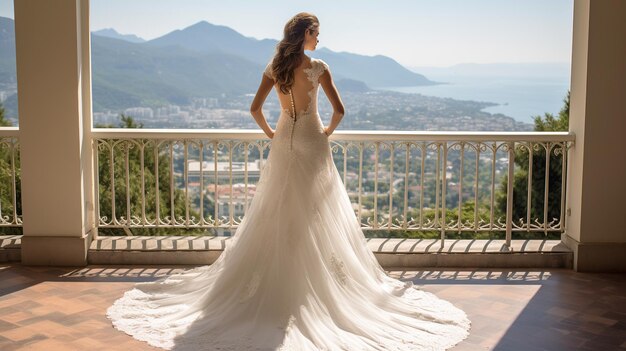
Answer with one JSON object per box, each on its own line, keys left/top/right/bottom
{"left": 319, "top": 67, "right": 345, "bottom": 136}
{"left": 249, "top": 73, "right": 276, "bottom": 139}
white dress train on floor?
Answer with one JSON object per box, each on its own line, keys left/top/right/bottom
{"left": 106, "top": 57, "right": 471, "bottom": 350}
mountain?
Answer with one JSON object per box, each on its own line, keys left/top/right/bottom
{"left": 0, "top": 17, "right": 437, "bottom": 112}
{"left": 146, "top": 21, "right": 275, "bottom": 64}
{"left": 90, "top": 35, "right": 262, "bottom": 111}
{"left": 312, "top": 48, "right": 437, "bottom": 88}
{"left": 0, "top": 16, "right": 17, "bottom": 119}
{"left": 146, "top": 21, "right": 436, "bottom": 88}
{"left": 92, "top": 28, "right": 146, "bottom": 43}
{"left": 0, "top": 16, "right": 16, "bottom": 85}
{"left": 334, "top": 78, "right": 370, "bottom": 93}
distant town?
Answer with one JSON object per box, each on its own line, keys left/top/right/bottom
{"left": 92, "top": 89, "right": 534, "bottom": 132}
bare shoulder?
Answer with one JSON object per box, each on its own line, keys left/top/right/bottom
{"left": 263, "top": 60, "right": 274, "bottom": 80}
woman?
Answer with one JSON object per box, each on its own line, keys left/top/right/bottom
{"left": 107, "top": 12, "right": 470, "bottom": 350}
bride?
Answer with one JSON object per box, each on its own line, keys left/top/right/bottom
{"left": 107, "top": 12, "right": 470, "bottom": 351}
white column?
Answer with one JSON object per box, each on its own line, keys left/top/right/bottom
{"left": 15, "top": 0, "right": 94, "bottom": 266}
{"left": 565, "top": 0, "right": 626, "bottom": 272}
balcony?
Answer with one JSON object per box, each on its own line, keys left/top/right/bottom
{"left": 0, "top": 0, "right": 622, "bottom": 272}
{"left": 0, "top": 1, "right": 624, "bottom": 350}
{"left": 0, "top": 0, "right": 624, "bottom": 272}
{"left": 1, "top": 129, "right": 575, "bottom": 268}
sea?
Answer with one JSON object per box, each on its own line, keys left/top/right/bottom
{"left": 374, "top": 69, "right": 571, "bottom": 124}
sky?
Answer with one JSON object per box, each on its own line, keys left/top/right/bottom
{"left": 1, "top": 0, "right": 574, "bottom": 67}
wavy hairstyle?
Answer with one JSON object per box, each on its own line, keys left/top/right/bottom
{"left": 269, "top": 12, "right": 319, "bottom": 94}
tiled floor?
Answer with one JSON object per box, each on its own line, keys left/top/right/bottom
{"left": 0, "top": 264, "right": 624, "bottom": 350}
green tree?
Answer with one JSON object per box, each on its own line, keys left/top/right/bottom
{"left": 0, "top": 103, "right": 12, "bottom": 127}
{"left": 96, "top": 114, "right": 206, "bottom": 236}
{"left": 496, "top": 91, "right": 570, "bottom": 238}
{"left": 0, "top": 102, "right": 21, "bottom": 234}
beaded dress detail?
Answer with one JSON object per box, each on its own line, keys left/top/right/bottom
{"left": 106, "top": 57, "right": 471, "bottom": 350}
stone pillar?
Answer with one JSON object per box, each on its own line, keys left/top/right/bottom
{"left": 564, "top": 0, "right": 626, "bottom": 272}
{"left": 14, "top": 0, "right": 94, "bottom": 266}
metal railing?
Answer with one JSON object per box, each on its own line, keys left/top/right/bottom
{"left": 92, "top": 129, "right": 575, "bottom": 247}
{"left": 0, "top": 128, "right": 21, "bottom": 228}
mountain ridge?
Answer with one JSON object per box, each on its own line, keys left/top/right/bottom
{"left": 0, "top": 16, "right": 440, "bottom": 112}
{"left": 93, "top": 28, "right": 146, "bottom": 43}
{"left": 143, "top": 20, "right": 436, "bottom": 88}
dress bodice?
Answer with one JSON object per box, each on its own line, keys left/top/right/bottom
{"left": 264, "top": 57, "right": 331, "bottom": 153}
{"left": 264, "top": 57, "right": 329, "bottom": 118}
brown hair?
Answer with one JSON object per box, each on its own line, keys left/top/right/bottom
{"left": 269, "top": 12, "right": 319, "bottom": 94}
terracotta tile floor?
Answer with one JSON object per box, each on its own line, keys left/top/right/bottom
{"left": 0, "top": 264, "right": 624, "bottom": 350}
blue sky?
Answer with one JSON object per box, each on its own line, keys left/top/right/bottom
{"left": 1, "top": 0, "right": 574, "bottom": 67}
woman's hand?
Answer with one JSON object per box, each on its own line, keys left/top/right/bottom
{"left": 268, "top": 129, "right": 275, "bottom": 139}
{"left": 323, "top": 126, "right": 332, "bottom": 136}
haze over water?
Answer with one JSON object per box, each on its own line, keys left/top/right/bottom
{"left": 377, "top": 64, "right": 571, "bottom": 124}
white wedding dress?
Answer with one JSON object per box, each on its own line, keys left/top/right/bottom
{"left": 106, "top": 57, "right": 471, "bottom": 350}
